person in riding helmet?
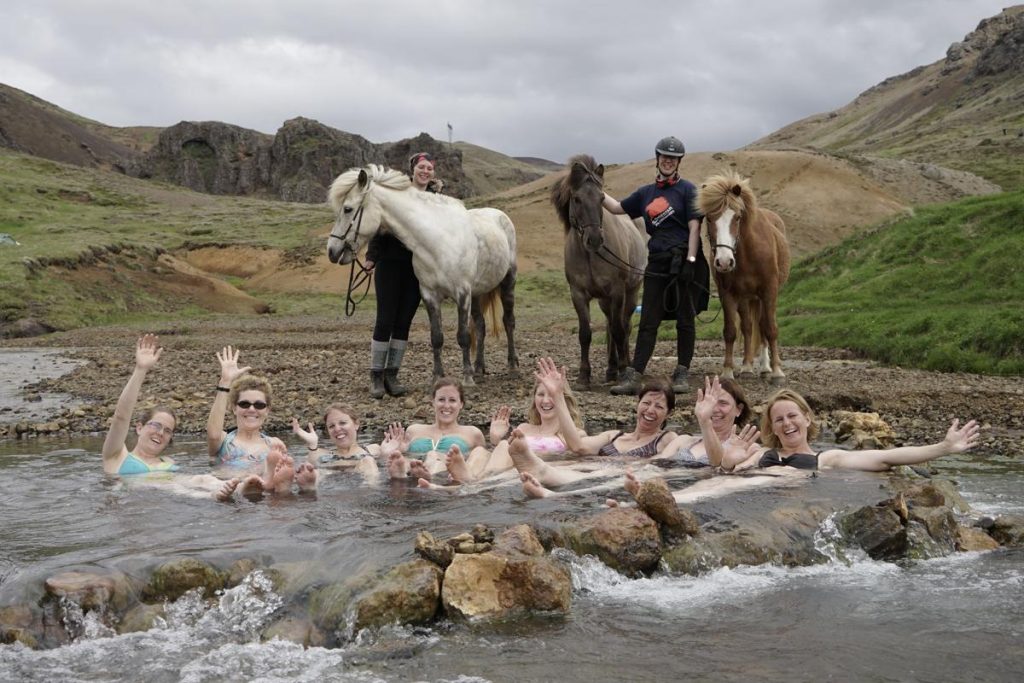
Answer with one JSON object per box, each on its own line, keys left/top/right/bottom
{"left": 602, "top": 136, "right": 710, "bottom": 395}
{"left": 362, "top": 152, "right": 442, "bottom": 399}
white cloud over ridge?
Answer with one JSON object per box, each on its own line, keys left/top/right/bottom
{"left": 0, "top": 0, "right": 1010, "bottom": 163}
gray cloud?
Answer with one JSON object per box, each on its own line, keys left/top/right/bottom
{"left": 0, "top": 0, "right": 1009, "bottom": 163}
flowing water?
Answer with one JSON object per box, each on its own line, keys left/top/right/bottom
{"left": 1, "top": 352, "right": 1022, "bottom": 682}
{"left": 1, "top": 434, "right": 1022, "bottom": 682}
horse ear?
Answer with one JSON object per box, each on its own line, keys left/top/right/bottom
{"left": 596, "top": 164, "right": 605, "bottom": 179}
{"left": 358, "top": 169, "right": 369, "bottom": 188}
{"left": 731, "top": 184, "right": 742, "bottom": 196}
{"left": 569, "top": 161, "right": 586, "bottom": 185}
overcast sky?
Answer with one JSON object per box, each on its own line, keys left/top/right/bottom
{"left": 1, "top": 1, "right": 1012, "bottom": 163}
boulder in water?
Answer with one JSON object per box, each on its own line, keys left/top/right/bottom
{"left": 562, "top": 508, "right": 662, "bottom": 576}
{"left": 350, "top": 559, "right": 443, "bottom": 631}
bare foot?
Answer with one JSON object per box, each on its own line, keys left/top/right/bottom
{"left": 408, "top": 460, "right": 432, "bottom": 481}
{"left": 387, "top": 452, "right": 409, "bottom": 479}
{"left": 216, "top": 478, "right": 241, "bottom": 502}
{"left": 417, "top": 477, "right": 433, "bottom": 489}
{"left": 445, "top": 445, "right": 472, "bottom": 484}
{"left": 265, "top": 442, "right": 286, "bottom": 477}
{"left": 295, "top": 462, "right": 318, "bottom": 492}
{"left": 624, "top": 468, "right": 640, "bottom": 498}
{"left": 605, "top": 498, "right": 620, "bottom": 508}
{"left": 508, "top": 428, "right": 544, "bottom": 476}
{"left": 266, "top": 454, "right": 296, "bottom": 494}
{"left": 520, "top": 471, "right": 549, "bottom": 499}
{"left": 238, "top": 474, "right": 265, "bottom": 495}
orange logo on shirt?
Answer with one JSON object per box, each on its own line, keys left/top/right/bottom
{"left": 646, "top": 197, "right": 670, "bottom": 219}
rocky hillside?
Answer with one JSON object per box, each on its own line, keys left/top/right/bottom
{"left": 749, "top": 5, "right": 1024, "bottom": 191}
{"left": 0, "top": 85, "right": 535, "bottom": 201}
{"left": 128, "top": 120, "right": 473, "bottom": 202}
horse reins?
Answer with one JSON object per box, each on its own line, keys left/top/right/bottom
{"left": 335, "top": 196, "right": 374, "bottom": 317}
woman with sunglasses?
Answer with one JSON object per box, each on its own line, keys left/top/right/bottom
{"left": 101, "top": 335, "right": 253, "bottom": 500}
{"left": 362, "top": 151, "right": 442, "bottom": 399}
{"left": 206, "top": 346, "right": 318, "bottom": 491}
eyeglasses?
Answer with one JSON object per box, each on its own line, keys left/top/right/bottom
{"left": 144, "top": 421, "right": 175, "bottom": 436}
{"left": 236, "top": 400, "right": 269, "bottom": 410}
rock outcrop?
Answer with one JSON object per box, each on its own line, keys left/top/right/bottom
{"left": 128, "top": 120, "right": 471, "bottom": 202}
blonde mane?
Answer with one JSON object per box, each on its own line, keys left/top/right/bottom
{"left": 697, "top": 171, "right": 759, "bottom": 219}
{"left": 327, "top": 164, "right": 411, "bottom": 211}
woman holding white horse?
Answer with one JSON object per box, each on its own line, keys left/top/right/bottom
{"left": 362, "top": 152, "right": 442, "bottom": 399}
{"left": 602, "top": 136, "right": 710, "bottom": 395}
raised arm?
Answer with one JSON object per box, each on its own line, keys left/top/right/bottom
{"left": 694, "top": 376, "right": 724, "bottom": 467}
{"left": 206, "top": 346, "right": 251, "bottom": 461}
{"left": 819, "top": 419, "right": 980, "bottom": 472}
{"left": 100, "top": 335, "right": 162, "bottom": 462}
{"left": 291, "top": 418, "right": 320, "bottom": 465}
{"left": 534, "top": 357, "right": 611, "bottom": 455}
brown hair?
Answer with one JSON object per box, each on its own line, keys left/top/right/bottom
{"left": 228, "top": 375, "right": 273, "bottom": 410}
{"left": 138, "top": 406, "right": 177, "bottom": 429}
{"left": 719, "top": 377, "right": 751, "bottom": 426}
{"left": 323, "top": 403, "right": 360, "bottom": 427}
{"left": 760, "top": 389, "right": 818, "bottom": 449}
{"left": 409, "top": 152, "right": 436, "bottom": 173}
{"left": 432, "top": 376, "right": 464, "bottom": 403}
{"left": 637, "top": 376, "right": 675, "bottom": 413}
{"left": 527, "top": 380, "right": 583, "bottom": 429}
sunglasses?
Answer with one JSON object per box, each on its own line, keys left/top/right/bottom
{"left": 144, "top": 421, "right": 175, "bottom": 436}
{"left": 236, "top": 400, "right": 269, "bottom": 410}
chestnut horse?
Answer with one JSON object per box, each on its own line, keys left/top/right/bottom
{"left": 697, "top": 172, "right": 790, "bottom": 383}
{"left": 551, "top": 155, "right": 647, "bottom": 386}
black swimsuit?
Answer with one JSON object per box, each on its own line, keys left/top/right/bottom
{"left": 758, "top": 449, "right": 819, "bottom": 470}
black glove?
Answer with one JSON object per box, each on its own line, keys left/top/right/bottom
{"left": 679, "top": 260, "right": 695, "bottom": 284}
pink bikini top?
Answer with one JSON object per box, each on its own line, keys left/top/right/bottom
{"left": 525, "top": 434, "right": 567, "bottom": 454}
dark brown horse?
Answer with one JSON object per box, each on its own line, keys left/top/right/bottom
{"left": 551, "top": 155, "right": 647, "bottom": 386}
{"left": 697, "top": 172, "right": 790, "bottom": 384}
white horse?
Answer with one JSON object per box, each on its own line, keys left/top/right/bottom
{"left": 326, "top": 165, "right": 519, "bottom": 384}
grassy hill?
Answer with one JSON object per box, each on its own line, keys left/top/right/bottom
{"left": 776, "top": 189, "right": 1024, "bottom": 374}
{"left": 749, "top": 6, "right": 1024, "bottom": 191}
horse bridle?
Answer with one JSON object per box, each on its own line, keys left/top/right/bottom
{"left": 334, "top": 187, "right": 373, "bottom": 316}
{"left": 707, "top": 213, "right": 739, "bottom": 259}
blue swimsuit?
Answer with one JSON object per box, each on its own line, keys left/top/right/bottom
{"left": 117, "top": 451, "right": 180, "bottom": 475}
{"left": 215, "top": 431, "right": 273, "bottom": 468}
{"left": 406, "top": 435, "right": 472, "bottom": 460}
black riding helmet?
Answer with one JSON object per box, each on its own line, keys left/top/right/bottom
{"left": 655, "top": 136, "right": 685, "bottom": 158}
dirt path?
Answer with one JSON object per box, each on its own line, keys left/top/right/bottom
{"left": 2, "top": 308, "right": 1022, "bottom": 458}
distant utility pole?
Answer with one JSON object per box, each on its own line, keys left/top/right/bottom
{"left": 447, "top": 122, "right": 453, "bottom": 148}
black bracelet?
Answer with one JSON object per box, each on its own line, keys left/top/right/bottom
{"left": 215, "top": 386, "right": 230, "bottom": 393}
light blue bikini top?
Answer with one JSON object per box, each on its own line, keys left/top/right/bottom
{"left": 407, "top": 435, "right": 472, "bottom": 458}
{"left": 117, "top": 451, "right": 180, "bottom": 475}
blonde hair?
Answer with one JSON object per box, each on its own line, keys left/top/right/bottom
{"left": 323, "top": 403, "right": 360, "bottom": 427}
{"left": 527, "top": 380, "right": 583, "bottom": 429}
{"left": 229, "top": 375, "right": 273, "bottom": 410}
{"left": 760, "top": 389, "right": 818, "bottom": 449}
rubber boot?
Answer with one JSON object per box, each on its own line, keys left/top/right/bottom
{"left": 383, "top": 340, "right": 409, "bottom": 396}
{"left": 369, "top": 370, "right": 386, "bottom": 400}
{"left": 610, "top": 367, "right": 642, "bottom": 396}
{"left": 383, "top": 369, "right": 408, "bottom": 397}
{"left": 671, "top": 365, "right": 689, "bottom": 394}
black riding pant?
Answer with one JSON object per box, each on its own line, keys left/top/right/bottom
{"left": 631, "top": 258, "right": 697, "bottom": 373}
{"left": 372, "top": 258, "right": 422, "bottom": 342}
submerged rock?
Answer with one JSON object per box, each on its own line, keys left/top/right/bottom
{"left": 0, "top": 604, "right": 41, "bottom": 648}
{"left": 262, "top": 615, "right": 326, "bottom": 648}
{"left": 143, "top": 558, "right": 228, "bottom": 602}
{"left": 841, "top": 501, "right": 909, "bottom": 561}
{"left": 117, "top": 603, "right": 166, "bottom": 634}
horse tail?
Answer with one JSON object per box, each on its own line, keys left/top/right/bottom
{"left": 482, "top": 287, "right": 503, "bottom": 338}
{"left": 470, "top": 287, "right": 504, "bottom": 350}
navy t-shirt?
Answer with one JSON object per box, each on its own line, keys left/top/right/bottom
{"left": 620, "top": 179, "right": 703, "bottom": 254}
